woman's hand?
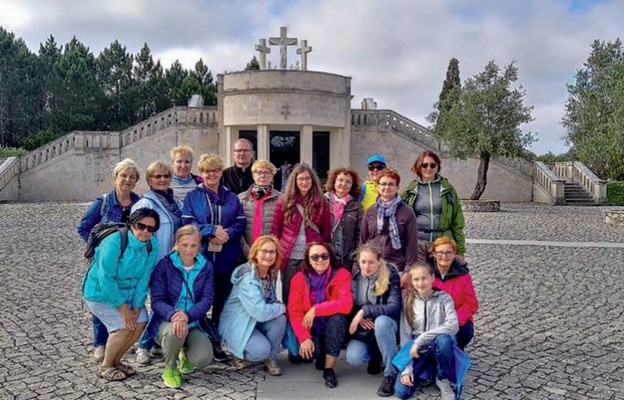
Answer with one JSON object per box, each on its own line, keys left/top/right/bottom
{"left": 299, "top": 338, "right": 315, "bottom": 359}
{"left": 409, "top": 341, "right": 420, "bottom": 358}
{"left": 171, "top": 310, "right": 188, "bottom": 323}
{"left": 171, "top": 320, "right": 188, "bottom": 338}
{"left": 349, "top": 310, "right": 364, "bottom": 334}
{"left": 400, "top": 372, "right": 414, "bottom": 386}
{"left": 119, "top": 304, "right": 137, "bottom": 331}
{"left": 360, "top": 318, "right": 375, "bottom": 330}
{"left": 400, "top": 271, "right": 411, "bottom": 289}
{"left": 302, "top": 306, "right": 316, "bottom": 329}
{"left": 214, "top": 225, "right": 229, "bottom": 244}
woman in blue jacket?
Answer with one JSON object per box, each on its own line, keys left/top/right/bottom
{"left": 182, "top": 153, "right": 246, "bottom": 326}
{"left": 77, "top": 158, "right": 142, "bottom": 362}
{"left": 346, "top": 244, "right": 402, "bottom": 397}
{"left": 149, "top": 225, "right": 215, "bottom": 389}
{"left": 82, "top": 207, "right": 160, "bottom": 381}
{"left": 219, "top": 235, "right": 287, "bottom": 376}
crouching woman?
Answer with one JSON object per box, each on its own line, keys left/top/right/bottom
{"left": 149, "top": 225, "right": 215, "bottom": 388}
{"left": 219, "top": 235, "right": 287, "bottom": 376}
{"left": 82, "top": 207, "right": 160, "bottom": 381}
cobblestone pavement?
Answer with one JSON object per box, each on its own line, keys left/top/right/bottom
{"left": 0, "top": 202, "right": 623, "bottom": 399}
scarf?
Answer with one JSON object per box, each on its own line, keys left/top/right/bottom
{"left": 308, "top": 267, "right": 331, "bottom": 337}
{"left": 152, "top": 189, "right": 183, "bottom": 228}
{"left": 251, "top": 184, "right": 273, "bottom": 241}
{"left": 328, "top": 191, "right": 352, "bottom": 231}
{"left": 376, "top": 195, "right": 403, "bottom": 250}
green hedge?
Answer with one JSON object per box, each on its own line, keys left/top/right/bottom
{"left": 607, "top": 181, "right": 624, "bottom": 206}
{"left": 0, "top": 146, "right": 27, "bottom": 157}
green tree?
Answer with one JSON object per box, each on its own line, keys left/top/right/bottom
{"left": 188, "top": 58, "right": 217, "bottom": 105}
{"left": 133, "top": 43, "right": 170, "bottom": 120}
{"left": 427, "top": 58, "right": 461, "bottom": 126}
{"left": 245, "top": 56, "right": 260, "bottom": 70}
{"left": 563, "top": 39, "right": 624, "bottom": 180}
{"left": 432, "top": 60, "right": 535, "bottom": 200}
{"left": 97, "top": 40, "right": 135, "bottom": 129}
{"left": 165, "top": 60, "right": 189, "bottom": 106}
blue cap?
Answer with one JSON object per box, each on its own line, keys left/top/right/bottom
{"left": 367, "top": 154, "right": 386, "bottom": 165}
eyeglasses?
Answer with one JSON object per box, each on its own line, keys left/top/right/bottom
{"left": 336, "top": 178, "right": 353, "bottom": 185}
{"left": 202, "top": 169, "right": 221, "bottom": 175}
{"left": 259, "top": 249, "right": 276, "bottom": 255}
{"left": 422, "top": 162, "right": 438, "bottom": 170}
{"left": 233, "top": 149, "right": 251, "bottom": 153}
{"left": 254, "top": 170, "right": 271, "bottom": 176}
{"left": 310, "top": 253, "right": 330, "bottom": 262}
{"left": 434, "top": 251, "right": 455, "bottom": 258}
{"left": 135, "top": 222, "right": 157, "bottom": 233}
{"left": 368, "top": 164, "right": 386, "bottom": 171}
{"left": 379, "top": 182, "right": 397, "bottom": 187}
{"left": 151, "top": 174, "right": 171, "bottom": 180}
{"left": 296, "top": 176, "right": 312, "bottom": 182}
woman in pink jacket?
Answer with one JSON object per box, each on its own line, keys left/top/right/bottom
{"left": 430, "top": 236, "right": 479, "bottom": 349}
{"left": 272, "top": 163, "right": 331, "bottom": 302}
{"left": 287, "top": 242, "right": 353, "bottom": 388}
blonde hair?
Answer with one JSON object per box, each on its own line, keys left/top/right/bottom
{"left": 197, "top": 153, "right": 224, "bottom": 172}
{"left": 251, "top": 160, "right": 277, "bottom": 176}
{"left": 112, "top": 158, "right": 140, "bottom": 180}
{"left": 173, "top": 225, "right": 201, "bottom": 251}
{"left": 356, "top": 244, "right": 390, "bottom": 296}
{"left": 248, "top": 235, "right": 282, "bottom": 273}
{"left": 145, "top": 161, "right": 173, "bottom": 184}
{"left": 170, "top": 145, "right": 194, "bottom": 161}
{"left": 403, "top": 263, "right": 435, "bottom": 327}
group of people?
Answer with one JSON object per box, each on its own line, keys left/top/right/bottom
{"left": 78, "top": 139, "right": 478, "bottom": 399}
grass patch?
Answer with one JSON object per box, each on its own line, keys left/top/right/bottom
{"left": 607, "top": 181, "right": 624, "bottom": 206}
{"left": 0, "top": 146, "right": 27, "bottom": 158}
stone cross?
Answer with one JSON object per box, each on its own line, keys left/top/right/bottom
{"left": 296, "top": 40, "right": 312, "bottom": 71}
{"left": 255, "top": 39, "right": 270, "bottom": 70}
{"left": 280, "top": 102, "right": 290, "bottom": 120}
{"left": 269, "top": 27, "right": 297, "bottom": 69}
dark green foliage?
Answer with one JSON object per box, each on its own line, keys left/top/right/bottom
{"left": 535, "top": 150, "right": 577, "bottom": 164}
{"left": 245, "top": 56, "right": 260, "bottom": 70}
{"left": 0, "top": 146, "right": 27, "bottom": 157}
{"left": 563, "top": 39, "right": 624, "bottom": 180}
{"left": 0, "top": 28, "right": 218, "bottom": 149}
{"left": 427, "top": 58, "right": 461, "bottom": 126}
{"left": 607, "top": 181, "right": 624, "bottom": 206}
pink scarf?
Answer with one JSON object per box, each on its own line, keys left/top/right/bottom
{"left": 329, "top": 191, "right": 352, "bottom": 230}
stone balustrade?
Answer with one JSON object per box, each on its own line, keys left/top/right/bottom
{"left": 0, "top": 157, "right": 19, "bottom": 193}
{"left": 534, "top": 161, "right": 566, "bottom": 204}
{"left": 552, "top": 161, "right": 607, "bottom": 203}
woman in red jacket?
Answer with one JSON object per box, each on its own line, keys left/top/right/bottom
{"left": 287, "top": 242, "right": 353, "bottom": 388}
{"left": 430, "top": 236, "right": 479, "bottom": 349}
{"left": 272, "top": 163, "right": 331, "bottom": 302}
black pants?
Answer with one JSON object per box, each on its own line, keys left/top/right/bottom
{"left": 313, "top": 314, "right": 347, "bottom": 358}
{"left": 212, "top": 270, "right": 234, "bottom": 327}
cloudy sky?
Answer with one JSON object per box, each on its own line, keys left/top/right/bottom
{"left": 1, "top": 0, "right": 620, "bottom": 155}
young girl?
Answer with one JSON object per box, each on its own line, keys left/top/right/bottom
{"left": 394, "top": 263, "right": 459, "bottom": 400}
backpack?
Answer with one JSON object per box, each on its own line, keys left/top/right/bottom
{"left": 83, "top": 222, "right": 153, "bottom": 259}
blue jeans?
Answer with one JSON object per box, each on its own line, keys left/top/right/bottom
{"left": 92, "top": 315, "right": 109, "bottom": 347}
{"left": 243, "top": 314, "right": 287, "bottom": 362}
{"left": 394, "top": 334, "right": 456, "bottom": 400}
{"left": 346, "top": 315, "right": 399, "bottom": 377}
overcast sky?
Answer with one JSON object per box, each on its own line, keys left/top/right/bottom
{"left": 1, "top": 0, "right": 620, "bottom": 155}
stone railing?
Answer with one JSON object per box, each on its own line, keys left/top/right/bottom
{"left": 551, "top": 161, "right": 607, "bottom": 203}
{"left": 534, "top": 161, "right": 566, "bottom": 204}
{"left": 495, "top": 156, "right": 533, "bottom": 177}
{"left": 20, "top": 133, "right": 80, "bottom": 172}
{"left": 351, "top": 109, "right": 443, "bottom": 151}
{"left": 0, "top": 157, "right": 19, "bottom": 193}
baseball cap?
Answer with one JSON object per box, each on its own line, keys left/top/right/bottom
{"left": 367, "top": 154, "right": 386, "bottom": 166}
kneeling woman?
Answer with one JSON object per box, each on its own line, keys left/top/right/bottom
{"left": 82, "top": 208, "right": 160, "bottom": 381}
{"left": 149, "top": 225, "right": 215, "bottom": 388}
{"left": 346, "top": 244, "right": 402, "bottom": 397}
{"left": 287, "top": 242, "right": 353, "bottom": 388}
{"left": 219, "top": 235, "right": 287, "bottom": 376}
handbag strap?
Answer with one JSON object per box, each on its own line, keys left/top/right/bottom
{"left": 296, "top": 203, "right": 320, "bottom": 234}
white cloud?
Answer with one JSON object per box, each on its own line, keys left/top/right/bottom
{"left": 2, "top": 0, "right": 622, "bottom": 155}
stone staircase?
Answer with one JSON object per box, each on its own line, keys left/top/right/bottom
{"left": 563, "top": 181, "right": 596, "bottom": 206}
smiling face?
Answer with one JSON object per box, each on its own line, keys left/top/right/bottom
{"left": 201, "top": 168, "right": 222, "bottom": 191}
{"left": 334, "top": 172, "right": 353, "bottom": 198}
{"left": 114, "top": 167, "right": 138, "bottom": 194}
{"left": 420, "top": 156, "right": 439, "bottom": 182}
{"left": 296, "top": 170, "right": 312, "bottom": 197}
{"left": 176, "top": 233, "right": 201, "bottom": 266}
{"left": 233, "top": 140, "right": 253, "bottom": 168}
{"left": 433, "top": 243, "right": 456, "bottom": 272}
{"left": 410, "top": 266, "right": 435, "bottom": 298}
{"left": 130, "top": 216, "right": 157, "bottom": 242}
{"left": 173, "top": 152, "right": 193, "bottom": 179}
{"left": 308, "top": 244, "right": 331, "bottom": 275}
{"left": 253, "top": 167, "right": 273, "bottom": 186}
{"left": 358, "top": 250, "right": 381, "bottom": 277}
{"left": 256, "top": 241, "right": 277, "bottom": 272}
{"left": 378, "top": 176, "right": 399, "bottom": 202}
{"left": 368, "top": 163, "right": 386, "bottom": 183}
{"left": 148, "top": 169, "right": 171, "bottom": 192}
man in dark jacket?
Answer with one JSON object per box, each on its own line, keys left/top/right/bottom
{"left": 221, "top": 139, "right": 254, "bottom": 194}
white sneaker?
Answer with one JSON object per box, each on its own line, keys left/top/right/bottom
{"left": 136, "top": 348, "right": 151, "bottom": 365}
{"left": 436, "top": 378, "right": 455, "bottom": 400}
{"left": 94, "top": 346, "right": 105, "bottom": 362}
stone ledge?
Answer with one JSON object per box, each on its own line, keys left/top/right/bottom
{"left": 461, "top": 200, "right": 501, "bottom": 212}
{"left": 604, "top": 210, "right": 624, "bottom": 226}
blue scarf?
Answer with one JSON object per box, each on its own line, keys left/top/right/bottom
{"left": 376, "top": 195, "right": 403, "bottom": 250}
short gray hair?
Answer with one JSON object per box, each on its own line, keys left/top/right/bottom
{"left": 112, "top": 158, "right": 140, "bottom": 180}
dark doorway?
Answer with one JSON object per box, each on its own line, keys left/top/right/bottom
{"left": 271, "top": 131, "right": 300, "bottom": 191}
{"left": 313, "top": 131, "right": 330, "bottom": 181}
{"left": 239, "top": 130, "right": 257, "bottom": 152}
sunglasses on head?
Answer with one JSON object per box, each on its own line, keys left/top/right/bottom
{"left": 310, "top": 253, "right": 330, "bottom": 262}
{"left": 421, "top": 162, "right": 438, "bottom": 169}
{"left": 368, "top": 164, "right": 386, "bottom": 171}
{"left": 135, "top": 222, "right": 156, "bottom": 233}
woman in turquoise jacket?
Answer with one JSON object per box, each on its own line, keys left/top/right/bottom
{"left": 82, "top": 208, "right": 160, "bottom": 381}
{"left": 218, "top": 235, "right": 287, "bottom": 376}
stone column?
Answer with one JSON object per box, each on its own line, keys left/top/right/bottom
{"left": 257, "top": 124, "right": 270, "bottom": 161}
{"left": 329, "top": 127, "right": 351, "bottom": 171}
{"left": 300, "top": 125, "right": 313, "bottom": 165}
{"left": 223, "top": 126, "right": 237, "bottom": 166}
